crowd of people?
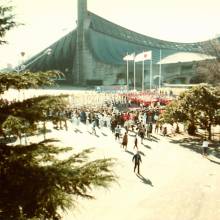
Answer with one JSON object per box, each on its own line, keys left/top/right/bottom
{"left": 52, "top": 91, "right": 171, "bottom": 136}
{"left": 45, "top": 90, "right": 176, "bottom": 174}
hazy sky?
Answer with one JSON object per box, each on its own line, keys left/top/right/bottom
{"left": 0, "top": 0, "right": 220, "bottom": 67}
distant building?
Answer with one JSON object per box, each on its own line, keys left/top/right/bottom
{"left": 20, "top": 0, "right": 217, "bottom": 87}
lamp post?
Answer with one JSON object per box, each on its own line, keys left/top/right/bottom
{"left": 14, "top": 51, "right": 26, "bottom": 73}
{"left": 15, "top": 48, "right": 52, "bottom": 73}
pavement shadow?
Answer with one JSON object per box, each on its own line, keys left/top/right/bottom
{"left": 101, "top": 132, "right": 108, "bottom": 136}
{"left": 87, "top": 131, "right": 99, "bottom": 137}
{"left": 148, "top": 135, "right": 159, "bottom": 142}
{"left": 207, "top": 158, "right": 220, "bottom": 165}
{"left": 169, "top": 137, "right": 202, "bottom": 154}
{"left": 138, "top": 150, "right": 145, "bottom": 156}
{"left": 87, "top": 131, "right": 92, "bottom": 135}
{"left": 74, "top": 128, "right": 83, "bottom": 133}
{"left": 169, "top": 137, "right": 220, "bottom": 162}
{"left": 151, "top": 135, "right": 160, "bottom": 141}
{"left": 136, "top": 174, "right": 153, "bottom": 187}
{"left": 143, "top": 144, "right": 151, "bottom": 149}
{"left": 125, "top": 150, "right": 134, "bottom": 155}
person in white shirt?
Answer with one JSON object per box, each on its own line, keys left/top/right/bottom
{"left": 202, "top": 138, "right": 209, "bottom": 156}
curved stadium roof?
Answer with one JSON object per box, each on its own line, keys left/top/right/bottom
{"left": 22, "top": 11, "right": 216, "bottom": 71}
{"left": 158, "top": 52, "right": 215, "bottom": 64}
{"left": 87, "top": 12, "right": 210, "bottom": 65}
{"left": 22, "top": 30, "right": 77, "bottom": 73}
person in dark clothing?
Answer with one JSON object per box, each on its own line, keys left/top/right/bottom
{"left": 95, "top": 115, "right": 99, "bottom": 128}
{"left": 80, "top": 110, "right": 86, "bottom": 124}
{"left": 134, "top": 135, "right": 138, "bottom": 150}
{"left": 155, "top": 122, "right": 159, "bottom": 133}
{"left": 115, "top": 125, "right": 121, "bottom": 141}
{"left": 132, "top": 151, "right": 142, "bottom": 174}
{"left": 139, "top": 126, "right": 145, "bottom": 144}
{"left": 163, "top": 126, "right": 167, "bottom": 136}
{"left": 121, "top": 132, "right": 128, "bottom": 150}
{"left": 146, "top": 123, "right": 152, "bottom": 139}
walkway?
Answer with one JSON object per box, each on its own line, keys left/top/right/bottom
{"left": 38, "top": 122, "right": 220, "bottom": 220}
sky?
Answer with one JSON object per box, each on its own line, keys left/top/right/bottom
{"left": 0, "top": 0, "right": 220, "bottom": 68}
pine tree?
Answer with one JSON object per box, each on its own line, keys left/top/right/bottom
{"left": 0, "top": 72, "right": 116, "bottom": 220}
{"left": 0, "top": 5, "right": 116, "bottom": 219}
{"left": 0, "top": 3, "right": 18, "bottom": 45}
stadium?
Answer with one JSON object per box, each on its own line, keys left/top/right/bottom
{"left": 20, "top": 0, "right": 217, "bottom": 88}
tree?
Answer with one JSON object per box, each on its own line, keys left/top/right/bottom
{"left": 0, "top": 3, "right": 18, "bottom": 45}
{"left": 160, "top": 85, "right": 220, "bottom": 139}
{"left": 0, "top": 141, "right": 116, "bottom": 220}
{"left": 0, "top": 72, "right": 116, "bottom": 220}
{"left": 195, "top": 38, "right": 220, "bottom": 85}
{"left": 2, "top": 115, "right": 30, "bottom": 144}
{"left": 159, "top": 100, "right": 186, "bottom": 126}
{"left": 0, "top": 6, "right": 116, "bottom": 218}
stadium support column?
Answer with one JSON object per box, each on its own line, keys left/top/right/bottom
{"left": 76, "top": 0, "right": 87, "bottom": 85}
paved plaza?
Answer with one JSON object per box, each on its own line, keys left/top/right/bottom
{"left": 30, "top": 119, "right": 220, "bottom": 220}
{"left": 5, "top": 88, "right": 220, "bottom": 220}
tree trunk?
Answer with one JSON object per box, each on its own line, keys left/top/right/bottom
{"left": 187, "top": 122, "right": 197, "bottom": 135}
{"left": 207, "top": 124, "right": 212, "bottom": 140}
{"left": 175, "top": 122, "right": 180, "bottom": 133}
{"left": 43, "top": 121, "right": 46, "bottom": 140}
{"left": 19, "top": 135, "right": 22, "bottom": 145}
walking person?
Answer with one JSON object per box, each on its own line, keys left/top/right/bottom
{"left": 115, "top": 125, "right": 121, "bottom": 141}
{"left": 91, "top": 120, "right": 96, "bottom": 135}
{"left": 202, "top": 138, "right": 209, "bottom": 157}
{"left": 134, "top": 135, "right": 138, "bottom": 150}
{"left": 146, "top": 123, "right": 152, "bottom": 139}
{"left": 121, "top": 132, "right": 128, "bottom": 150}
{"left": 163, "top": 126, "right": 167, "bottom": 136}
{"left": 139, "top": 126, "right": 145, "bottom": 144}
{"left": 155, "top": 121, "right": 159, "bottom": 134}
{"left": 132, "top": 151, "right": 142, "bottom": 174}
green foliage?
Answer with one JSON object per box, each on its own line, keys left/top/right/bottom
{"left": 160, "top": 85, "right": 220, "bottom": 139}
{"left": 2, "top": 115, "right": 30, "bottom": 138}
{"left": 0, "top": 93, "right": 69, "bottom": 138}
{"left": 0, "top": 6, "right": 115, "bottom": 219}
{"left": 195, "top": 38, "right": 220, "bottom": 85}
{"left": 1, "top": 94, "right": 68, "bottom": 121}
{"left": 1, "top": 2, "right": 115, "bottom": 208}
{"left": 0, "top": 141, "right": 116, "bottom": 219}
{"left": 0, "top": 71, "right": 60, "bottom": 94}
{"left": 195, "top": 59, "right": 220, "bottom": 85}
{"left": 159, "top": 100, "right": 186, "bottom": 125}
{"left": 0, "top": 4, "right": 18, "bottom": 44}
{"left": 0, "top": 71, "right": 116, "bottom": 219}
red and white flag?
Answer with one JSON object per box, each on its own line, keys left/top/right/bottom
{"left": 123, "top": 53, "right": 135, "bottom": 61}
{"left": 135, "top": 51, "right": 152, "bottom": 62}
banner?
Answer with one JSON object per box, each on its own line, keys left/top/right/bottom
{"left": 123, "top": 53, "right": 135, "bottom": 61}
{"left": 135, "top": 51, "right": 152, "bottom": 62}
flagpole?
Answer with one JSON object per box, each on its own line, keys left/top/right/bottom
{"left": 150, "top": 59, "right": 153, "bottom": 91}
{"left": 159, "top": 49, "right": 162, "bottom": 91}
{"left": 142, "top": 60, "right": 144, "bottom": 92}
{"left": 133, "top": 53, "right": 136, "bottom": 91}
{"left": 126, "top": 53, "right": 129, "bottom": 90}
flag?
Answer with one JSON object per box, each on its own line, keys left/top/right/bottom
{"left": 135, "top": 51, "right": 152, "bottom": 62}
{"left": 123, "top": 53, "right": 135, "bottom": 61}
